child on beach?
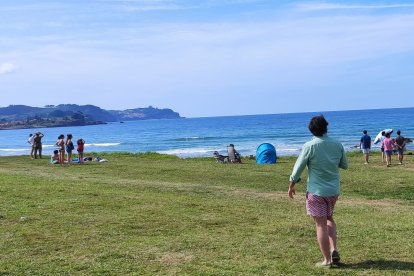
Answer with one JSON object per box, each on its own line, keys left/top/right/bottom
{"left": 56, "top": 134, "right": 65, "bottom": 165}
{"left": 382, "top": 132, "right": 394, "bottom": 167}
{"left": 50, "top": 150, "right": 59, "bottom": 164}
{"left": 66, "top": 134, "right": 75, "bottom": 164}
{"left": 77, "top": 138, "right": 85, "bottom": 164}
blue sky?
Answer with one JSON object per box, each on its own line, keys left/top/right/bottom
{"left": 1, "top": 0, "right": 414, "bottom": 117}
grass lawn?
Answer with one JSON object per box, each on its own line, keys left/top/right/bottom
{"left": 1, "top": 152, "right": 414, "bottom": 275}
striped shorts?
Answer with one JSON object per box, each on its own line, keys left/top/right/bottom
{"left": 306, "top": 192, "right": 338, "bottom": 217}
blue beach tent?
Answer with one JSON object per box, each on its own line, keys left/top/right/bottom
{"left": 256, "top": 143, "right": 277, "bottom": 164}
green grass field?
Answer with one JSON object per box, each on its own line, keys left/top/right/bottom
{"left": 1, "top": 152, "right": 414, "bottom": 275}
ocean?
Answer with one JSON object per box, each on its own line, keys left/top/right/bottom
{"left": 1, "top": 107, "right": 413, "bottom": 158}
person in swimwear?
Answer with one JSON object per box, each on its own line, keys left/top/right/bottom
{"left": 56, "top": 134, "right": 65, "bottom": 165}
{"left": 77, "top": 138, "right": 85, "bottom": 164}
{"left": 66, "top": 134, "right": 75, "bottom": 165}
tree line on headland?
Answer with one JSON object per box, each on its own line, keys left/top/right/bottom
{"left": 0, "top": 104, "right": 182, "bottom": 130}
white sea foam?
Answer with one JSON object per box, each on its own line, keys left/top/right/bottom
{"left": 158, "top": 147, "right": 215, "bottom": 157}
{"left": 43, "top": 144, "right": 57, "bottom": 148}
{"left": 279, "top": 148, "right": 300, "bottom": 152}
{"left": 0, "top": 148, "right": 27, "bottom": 152}
{"left": 86, "top": 143, "right": 121, "bottom": 147}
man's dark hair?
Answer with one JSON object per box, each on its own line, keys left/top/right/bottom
{"left": 363, "top": 130, "right": 367, "bottom": 134}
{"left": 397, "top": 130, "right": 401, "bottom": 135}
{"left": 308, "top": 115, "right": 328, "bottom": 137}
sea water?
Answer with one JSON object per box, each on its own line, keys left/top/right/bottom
{"left": 0, "top": 107, "right": 413, "bottom": 158}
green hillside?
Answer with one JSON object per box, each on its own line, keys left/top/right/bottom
{"left": 0, "top": 104, "right": 182, "bottom": 129}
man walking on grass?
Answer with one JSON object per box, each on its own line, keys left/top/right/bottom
{"left": 288, "top": 115, "right": 348, "bottom": 268}
{"left": 360, "top": 130, "right": 371, "bottom": 164}
{"left": 394, "top": 130, "right": 406, "bottom": 165}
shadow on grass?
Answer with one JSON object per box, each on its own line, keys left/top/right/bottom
{"left": 339, "top": 259, "right": 414, "bottom": 271}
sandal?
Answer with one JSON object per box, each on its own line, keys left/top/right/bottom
{"left": 332, "top": 250, "right": 340, "bottom": 264}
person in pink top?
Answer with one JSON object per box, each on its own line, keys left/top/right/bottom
{"left": 382, "top": 133, "right": 394, "bottom": 167}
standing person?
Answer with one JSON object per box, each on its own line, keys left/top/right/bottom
{"left": 288, "top": 115, "right": 348, "bottom": 268}
{"left": 359, "top": 130, "right": 371, "bottom": 164}
{"left": 380, "top": 131, "right": 386, "bottom": 163}
{"left": 77, "top": 138, "right": 85, "bottom": 164}
{"left": 33, "top": 132, "right": 44, "bottom": 159}
{"left": 65, "top": 134, "right": 75, "bottom": 164}
{"left": 382, "top": 132, "right": 393, "bottom": 167}
{"left": 56, "top": 134, "right": 65, "bottom": 165}
{"left": 27, "top": 133, "right": 35, "bottom": 159}
{"left": 394, "top": 130, "right": 406, "bottom": 165}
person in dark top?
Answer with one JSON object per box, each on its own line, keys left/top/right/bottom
{"left": 359, "top": 130, "right": 371, "bottom": 164}
{"left": 394, "top": 130, "right": 406, "bottom": 165}
{"left": 227, "top": 144, "right": 242, "bottom": 163}
{"left": 33, "top": 132, "right": 44, "bottom": 159}
{"left": 66, "top": 134, "right": 75, "bottom": 165}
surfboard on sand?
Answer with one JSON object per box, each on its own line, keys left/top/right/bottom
{"left": 373, "top": 129, "right": 393, "bottom": 144}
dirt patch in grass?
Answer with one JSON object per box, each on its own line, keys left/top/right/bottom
{"left": 225, "top": 188, "right": 287, "bottom": 200}
{"left": 159, "top": 252, "right": 194, "bottom": 266}
{"left": 339, "top": 196, "right": 414, "bottom": 209}
{"left": 221, "top": 187, "right": 414, "bottom": 209}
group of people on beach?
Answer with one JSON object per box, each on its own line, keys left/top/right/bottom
{"left": 28, "top": 132, "right": 85, "bottom": 165}
{"left": 52, "top": 134, "right": 85, "bottom": 165}
{"left": 359, "top": 129, "right": 407, "bottom": 166}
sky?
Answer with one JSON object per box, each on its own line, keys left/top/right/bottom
{"left": 1, "top": 0, "right": 414, "bottom": 118}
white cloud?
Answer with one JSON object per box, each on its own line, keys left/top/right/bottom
{"left": 0, "top": 63, "right": 18, "bottom": 74}
{"left": 2, "top": 1, "right": 414, "bottom": 116}
{"left": 120, "top": 4, "right": 184, "bottom": 12}
{"left": 297, "top": 2, "right": 414, "bottom": 11}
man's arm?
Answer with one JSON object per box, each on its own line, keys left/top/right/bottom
{"left": 339, "top": 146, "right": 348, "bottom": 170}
{"left": 288, "top": 146, "right": 308, "bottom": 198}
{"left": 288, "top": 181, "right": 296, "bottom": 199}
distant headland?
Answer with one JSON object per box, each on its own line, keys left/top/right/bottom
{"left": 0, "top": 104, "right": 183, "bottom": 130}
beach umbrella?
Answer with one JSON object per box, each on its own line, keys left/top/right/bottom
{"left": 373, "top": 129, "right": 393, "bottom": 144}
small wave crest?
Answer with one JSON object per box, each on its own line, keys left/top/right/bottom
{"left": 0, "top": 148, "right": 27, "bottom": 152}
{"left": 43, "top": 144, "right": 57, "bottom": 148}
{"left": 158, "top": 147, "right": 216, "bottom": 157}
{"left": 172, "top": 137, "right": 218, "bottom": 142}
{"left": 86, "top": 143, "right": 121, "bottom": 147}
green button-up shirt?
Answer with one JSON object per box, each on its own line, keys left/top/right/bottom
{"left": 289, "top": 135, "right": 348, "bottom": 197}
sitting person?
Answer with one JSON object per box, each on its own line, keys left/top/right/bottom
{"left": 95, "top": 156, "right": 108, "bottom": 162}
{"left": 227, "top": 144, "right": 242, "bottom": 163}
{"left": 50, "top": 150, "right": 59, "bottom": 164}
